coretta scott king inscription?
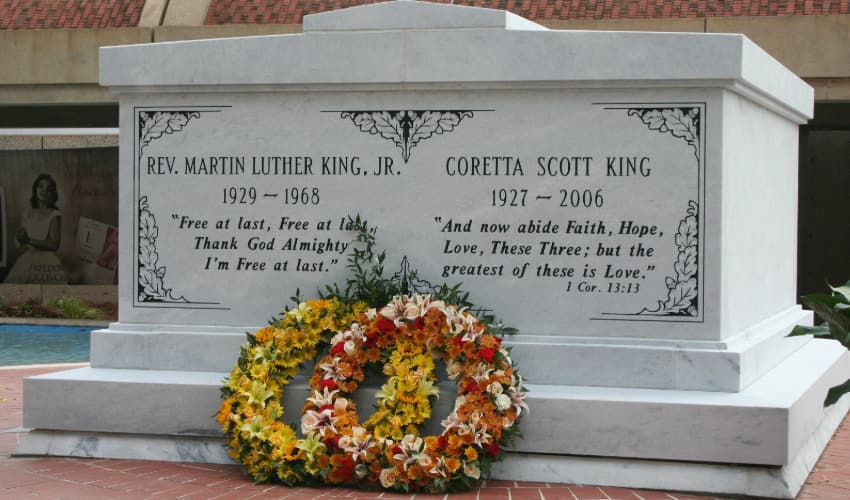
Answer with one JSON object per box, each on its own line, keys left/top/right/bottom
{"left": 133, "top": 96, "right": 703, "bottom": 334}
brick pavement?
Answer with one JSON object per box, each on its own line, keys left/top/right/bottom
{"left": 2, "top": 364, "right": 848, "bottom": 499}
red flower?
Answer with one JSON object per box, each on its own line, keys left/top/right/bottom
{"left": 377, "top": 317, "right": 396, "bottom": 333}
{"left": 413, "top": 317, "right": 426, "bottom": 330}
{"left": 319, "top": 379, "right": 338, "bottom": 391}
{"left": 452, "top": 336, "right": 463, "bottom": 346}
{"left": 337, "top": 456, "right": 356, "bottom": 480}
{"left": 466, "top": 381, "right": 479, "bottom": 393}
{"left": 364, "top": 333, "right": 378, "bottom": 348}
{"left": 485, "top": 441, "right": 500, "bottom": 457}
{"left": 325, "top": 435, "right": 340, "bottom": 450}
{"left": 479, "top": 348, "right": 496, "bottom": 362}
{"left": 438, "top": 435, "right": 448, "bottom": 449}
{"left": 331, "top": 342, "right": 346, "bottom": 356}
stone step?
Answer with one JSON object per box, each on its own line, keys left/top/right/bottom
{"left": 21, "top": 338, "right": 850, "bottom": 467}
{"left": 93, "top": 307, "right": 811, "bottom": 392}
{"left": 90, "top": 323, "right": 248, "bottom": 372}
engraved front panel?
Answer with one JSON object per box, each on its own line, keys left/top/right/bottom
{"left": 125, "top": 90, "right": 708, "bottom": 337}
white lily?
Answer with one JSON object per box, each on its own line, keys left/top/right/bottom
{"left": 338, "top": 426, "right": 375, "bottom": 463}
{"left": 509, "top": 374, "right": 529, "bottom": 416}
{"left": 319, "top": 356, "right": 344, "bottom": 382}
{"left": 428, "top": 455, "right": 448, "bottom": 478}
{"left": 307, "top": 387, "right": 339, "bottom": 408}
{"left": 440, "top": 411, "right": 462, "bottom": 434}
{"left": 472, "top": 362, "right": 494, "bottom": 383}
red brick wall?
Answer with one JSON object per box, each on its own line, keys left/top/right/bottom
{"left": 2, "top": 1, "right": 848, "bottom": 30}
{"left": 205, "top": 0, "right": 850, "bottom": 25}
{"left": 0, "top": 0, "right": 145, "bottom": 29}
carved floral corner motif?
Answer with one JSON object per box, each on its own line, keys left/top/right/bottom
{"left": 626, "top": 106, "right": 702, "bottom": 317}
{"left": 338, "top": 110, "right": 475, "bottom": 163}
{"left": 138, "top": 111, "right": 201, "bottom": 159}
{"left": 137, "top": 196, "right": 187, "bottom": 303}
{"left": 639, "top": 201, "right": 699, "bottom": 316}
{"left": 628, "top": 107, "right": 701, "bottom": 162}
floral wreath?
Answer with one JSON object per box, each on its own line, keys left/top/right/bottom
{"left": 218, "top": 293, "right": 528, "bottom": 493}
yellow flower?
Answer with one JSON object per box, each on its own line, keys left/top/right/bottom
{"left": 283, "top": 442, "right": 303, "bottom": 461}
{"left": 265, "top": 401, "right": 283, "bottom": 421}
{"left": 416, "top": 378, "right": 439, "bottom": 401}
{"left": 296, "top": 432, "right": 327, "bottom": 458}
{"left": 240, "top": 415, "right": 269, "bottom": 440}
{"left": 249, "top": 360, "right": 270, "bottom": 379}
{"left": 276, "top": 467, "right": 301, "bottom": 483}
{"left": 375, "top": 377, "right": 398, "bottom": 404}
{"left": 247, "top": 380, "right": 274, "bottom": 407}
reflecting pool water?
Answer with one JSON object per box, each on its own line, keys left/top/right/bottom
{"left": 0, "top": 324, "right": 91, "bottom": 366}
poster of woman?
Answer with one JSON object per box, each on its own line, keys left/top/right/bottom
{"left": 4, "top": 173, "right": 68, "bottom": 284}
{"left": 0, "top": 147, "right": 118, "bottom": 284}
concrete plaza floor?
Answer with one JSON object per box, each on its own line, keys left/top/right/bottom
{"left": 2, "top": 364, "right": 849, "bottom": 499}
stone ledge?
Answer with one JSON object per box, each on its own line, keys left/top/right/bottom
{"left": 0, "top": 129, "right": 118, "bottom": 150}
{"left": 0, "top": 284, "right": 117, "bottom": 305}
{"left": 15, "top": 430, "right": 231, "bottom": 464}
{"left": 20, "top": 339, "right": 850, "bottom": 468}
{"left": 0, "top": 318, "right": 109, "bottom": 327}
{"left": 494, "top": 385, "right": 850, "bottom": 499}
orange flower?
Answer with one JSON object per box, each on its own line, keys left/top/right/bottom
{"left": 445, "top": 457, "right": 462, "bottom": 473}
{"left": 464, "top": 446, "right": 479, "bottom": 462}
{"left": 406, "top": 465, "right": 425, "bottom": 481}
{"left": 447, "top": 434, "right": 465, "bottom": 454}
{"left": 216, "top": 400, "right": 232, "bottom": 425}
{"left": 254, "top": 327, "right": 274, "bottom": 344}
{"left": 423, "top": 435, "right": 441, "bottom": 452}
{"left": 412, "top": 329, "right": 430, "bottom": 346}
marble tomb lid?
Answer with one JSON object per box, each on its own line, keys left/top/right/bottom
{"left": 99, "top": 0, "right": 812, "bottom": 122}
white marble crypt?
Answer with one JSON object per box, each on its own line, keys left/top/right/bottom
{"left": 16, "top": 2, "right": 850, "bottom": 498}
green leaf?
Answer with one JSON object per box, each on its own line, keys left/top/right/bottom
{"left": 789, "top": 324, "right": 830, "bottom": 337}
{"left": 825, "top": 378, "right": 850, "bottom": 406}
{"left": 807, "top": 301, "right": 850, "bottom": 342}
{"left": 830, "top": 281, "right": 850, "bottom": 303}
{"left": 800, "top": 293, "right": 842, "bottom": 311}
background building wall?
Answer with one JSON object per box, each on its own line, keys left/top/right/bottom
{"left": 0, "top": 133, "right": 118, "bottom": 286}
